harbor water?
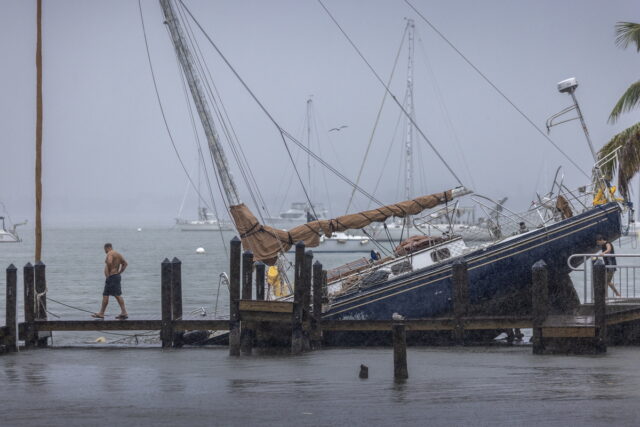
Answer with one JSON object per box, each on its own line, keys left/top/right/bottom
{"left": 1, "top": 227, "right": 640, "bottom": 425}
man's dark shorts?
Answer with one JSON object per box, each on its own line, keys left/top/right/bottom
{"left": 103, "top": 274, "right": 122, "bottom": 296}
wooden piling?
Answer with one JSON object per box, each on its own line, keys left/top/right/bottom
{"left": 5, "top": 264, "right": 18, "bottom": 352}
{"left": 171, "top": 257, "right": 183, "bottom": 348}
{"left": 451, "top": 259, "right": 468, "bottom": 345}
{"left": 34, "top": 261, "right": 48, "bottom": 347}
{"left": 229, "top": 237, "right": 242, "bottom": 356}
{"left": 23, "top": 263, "right": 36, "bottom": 348}
{"left": 161, "top": 258, "right": 173, "bottom": 348}
{"left": 593, "top": 260, "right": 607, "bottom": 353}
{"left": 240, "top": 250, "right": 254, "bottom": 355}
{"left": 393, "top": 323, "right": 408, "bottom": 380}
{"left": 311, "top": 261, "right": 323, "bottom": 348}
{"left": 532, "top": 260, "right": 549, "bottom": 355}
{"left": 291, "top": 241, "right": 305, "bottom": 354}
{"left": 255, "top": 261, "right": 265, "bottom": 301}
{"left": 302, "top": 250, "right": 313, "bottom": 351}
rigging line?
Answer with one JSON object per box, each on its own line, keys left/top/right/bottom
{"left": 178, "top": 0, "right": 383, "bottom": 210}
{"left": 178, "top": 3, "right": 272, "bottom": 221}
{"left": 175, "top": 4, "right": 266, "bottom": 223}
{"left": 137, "top": 0, "right": 209, "bottom": 208}
{"left": 415, "top": 31, "right": 475, "bottom": 190}
{"left": 173, "top": 39, "right": 230, "bottom": 256}
{"left": 177, "top": 0, "right": 318, "bottom": 220}
{"left": 317, "top": 0, "right": 463, "bottom": 187}
{"left": 346, "top": 23, "right": 408, "bottom": 214}
{"left": 404, "top": 0, "right": 590, "bottom": 179}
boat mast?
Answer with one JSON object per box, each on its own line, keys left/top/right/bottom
{"left": 306, "top": 98, "right": 312, "bottom": 206}
{"left": 35, "top": 0, "right": 43, "bottom": 262}
{"left": 159, "top": 0, "right": 240, "bottom": 207}
{"left": 403, "top": 19, "right": 415, "bottom": 229}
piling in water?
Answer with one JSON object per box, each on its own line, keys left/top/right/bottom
{"left": 291, "top": 241, "right": 305, "bottom": 354}
{"left": 255, "top": 261, "right": 265, "bottom": 301}
{"left": 532, "top": 260, "right": 549, "bottom": 355}
{"left": 451, "top": 259, "right": 468, "bottom": 345}
{"left": 311, "top": 260, "right": 323, "bottom": 348}
{"left": 161, "top": 258, "right": 173, "bottom": 348}
{"left": 5, "top": 264, "right": 17, "bottom": 352}
{"left": 23, "top": 263, "right": 36, "bottom": 348}
{"left": 393, "top": 323, "right": 408, "bottom": 380}
{"left": 229, "top": 237, "right": 241, "bottom": 356}
{"left": 240, "top": 250, "right": 254, "bottom": 355}
{"left": 34, "top": 261, "right": 48, "bottom": 347}
{"left": 593, "top": 260, "right": 607, "bottom": 353}
{"left": 171, "top": 257, "right": 183, "bottom": 348}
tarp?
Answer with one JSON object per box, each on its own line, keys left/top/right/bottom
{"left": 230, "top": 190, "right": 458, "bottom": 265}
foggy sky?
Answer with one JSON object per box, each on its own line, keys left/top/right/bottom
{"left": 1, "top": 0, "right": 639, "bottom": 226}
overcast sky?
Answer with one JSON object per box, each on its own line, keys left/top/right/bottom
{"left": 1, "top": 0, "right": 639, "bottom": 226}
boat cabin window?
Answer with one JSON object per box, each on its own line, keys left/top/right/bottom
{"left": 430, "top": 248, "right": 451, "bottom": 262}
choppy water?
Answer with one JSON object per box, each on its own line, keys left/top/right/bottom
{"left": 2, "top": 228, "right": 640, "bottom": 426}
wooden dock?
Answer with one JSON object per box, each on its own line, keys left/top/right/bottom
{"left": 4, "top": 239, "right": 640, "bottom": 357}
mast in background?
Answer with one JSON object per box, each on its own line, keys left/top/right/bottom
{"left": 35, "top": 0, "right": 43, "bottom": 261}
{"left": 402, "top": 18, "right": 415, "bottom": 229}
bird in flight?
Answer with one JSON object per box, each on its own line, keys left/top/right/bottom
{"left": 328, "top": 125, "right": 348, "bottom": 132}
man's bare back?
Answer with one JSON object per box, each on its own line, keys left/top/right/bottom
{"left": 105, "top": 250, "right": 127, "bottom": 277}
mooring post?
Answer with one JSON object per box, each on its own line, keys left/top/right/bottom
{"left": 451, "top": 259, "right": 469, "bottom": 345}
{"left": 255, "top": 261, "right": 265, "bottom": 301}
{"left": 393, "top": 323, "right": 408, "bottom": 380}
{"left": 311, "top": 261, "right": 323, "bottom": 348}
{"left": 161, "top": 258, "right": 173, "bottom": 349}
{"left": 240, "top": 250, "right": 254, "bottom": 355}
{"left": 302, "top": 250, "right": 313, "bottom": 351}
{"left": 291, "top": 241, "right": 305, "bottom": 354}
{"left": 532, "top": 260, "right": 549, "bottom": 355}
{"left": 229, "top": 237, "right": 242, "bottom": 356}
{"left": 593, "top": 259, "right": 607, "bottom": 353}
{"left": 34, "top": 261, "right": 48, "bottom": 347}
{"left": 23, "top": 263, "right": 36, "bottom": 348}
{"left": 5, "top": 264, "right": 18, "bottom": 352}
{"left": 171, "top": 257, "right": 183, "bottom": 348}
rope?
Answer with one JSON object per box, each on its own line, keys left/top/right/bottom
{"left": 317, "top": 0, "right": 464, "bottom": 187}
{"left": 137, "top": 0, "right": 211, "bottom": 208}
{"left": 404, "top": 0, "right": 590, "bottom": 179}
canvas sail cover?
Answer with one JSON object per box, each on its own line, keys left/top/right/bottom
{"left": 230, "top": 189, "right": 461, "bottom": 265}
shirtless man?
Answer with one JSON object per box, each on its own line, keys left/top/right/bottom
{"left": 92, "top": 243, "right": 129, "bottom": 319}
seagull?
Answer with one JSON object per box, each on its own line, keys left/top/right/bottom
{"left": 328, "top": 125, "right": 348, "bottom": 132}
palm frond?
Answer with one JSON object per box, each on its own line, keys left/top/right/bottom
{"left": 615, "top": 21, "right": 640, "bottom": 52}
{"left": 598, "top": 122, "right": 640, "bottom": 198}
{"left": 608, "top": 80, "right": 640, "bottom": 124}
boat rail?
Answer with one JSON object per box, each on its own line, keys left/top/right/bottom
{"left": 568, "top": 253, "right": 640, "bottom": 303}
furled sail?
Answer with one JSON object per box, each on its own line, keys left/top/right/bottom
{"left": 230, "top": 187, "right": 471, "bottom": 265}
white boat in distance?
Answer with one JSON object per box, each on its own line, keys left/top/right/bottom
{"left": 278, "top": 201, "right": 329, "bottom": 222}
{"left": 176, "top": 208, "right": 234, "bottom": 232}
{"left": 0, "top": 216, "right": 25, "bottom": 243}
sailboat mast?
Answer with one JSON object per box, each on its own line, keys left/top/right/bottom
{"left": 403, "top": 19, "right": 415, "bottom": 228}
{"left": 306, "top": 98, "right": 312, "bottom": 197}
{"left": 159, "top": 0, "right": 240, "bottom": 207}
{"left": 35, "top": 0, "right": 43, "bottom": 262}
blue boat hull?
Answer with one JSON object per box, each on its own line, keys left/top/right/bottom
{"left": 324, "top": 203, "right": 621, "bottom": 321}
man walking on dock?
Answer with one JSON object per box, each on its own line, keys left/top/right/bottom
{"left": 596, "top": 235, "right": 621, "bottom": 297}
{"left": 92, "top": 243, "right": 129, "bottom": 319}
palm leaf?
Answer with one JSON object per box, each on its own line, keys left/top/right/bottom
{"left": 615, "top": 22, "right": 640, "bottom": 52}
{"left": 608, "top": 80, "right": 640, "bottom": 124}
{"left": 598, "top": 122, "right": 640, "bottom": 198}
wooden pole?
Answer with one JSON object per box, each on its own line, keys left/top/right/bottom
{"left": 23, "top": 263, "right": 36, "bottom": 348}
{"left": 160, "top": 258, "right": 173, "bottom": 348}
{"left": 171, "top": 257, "right": 183, "bottom": 348}
{"left": 302, "top": 250, "right": 313, "bottom": 351}
{"left": 311, "top": 261, "right": 323, "bottom": 348}
{"left": 291, "top": 241, "right": 305, "bottom": 354}
{"left": 255, "top": 262, "right": 265, "bottom": 301}
{"left": 5, "top": 264, "right": 18, "bottom": 352}
{"left": 393, "top": 323, "right": 408, "bottom": 380}
{"left": 240, "top": 250, "right": 254, "bottom": 355}
{"left": 35, "top": 0, "right": 43, "bottom": 263}
{"left": 451, "top": 259, "right": 468, "bottom": 345}
{"left": 593, "top": 259, "right": 607, "bottom": 353}
{"left": 532, "top": 260, "right": 548, "bottom": 355}
{"left": 34, "top": 261, "right": 48, "bottom": 347}
{"left": 229, "top": 237, "right": 241, "bottom": 356}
